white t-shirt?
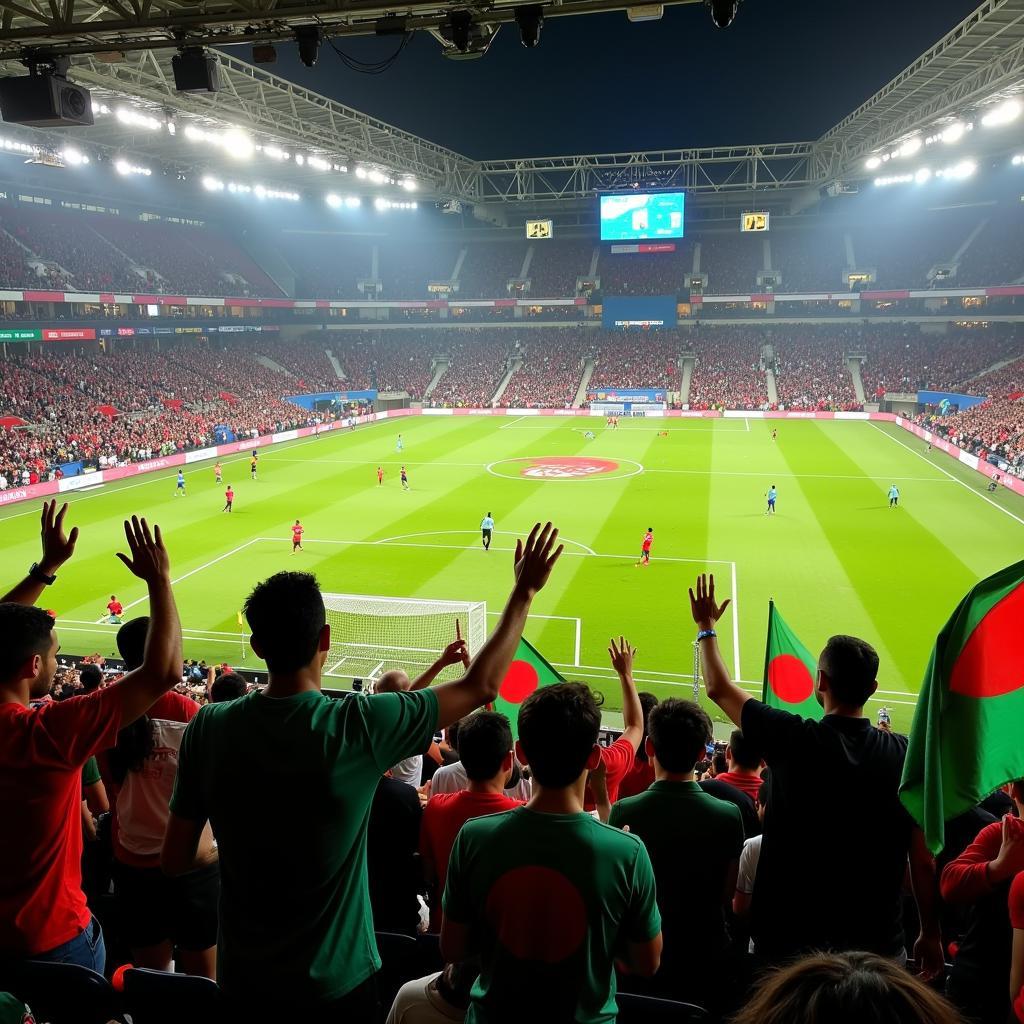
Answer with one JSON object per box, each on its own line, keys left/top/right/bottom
{"left": 736, "top": 834, "right": 763, "bottom": 896}
{"left": 430, "top": 760, "right": 531, "bottom": 802}
{"left": 385, "top": 973, "right": 464, "bottom": 1024}
{"left": 390, "top": 754, "right": 423, "bottom": 787}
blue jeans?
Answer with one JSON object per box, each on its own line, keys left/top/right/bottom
{"left": 31, "top": 916, "right": 105, "bottom": 974}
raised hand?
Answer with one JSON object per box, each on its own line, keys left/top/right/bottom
{"left": 439, "top": 638, "right": 471, "bottom": 669}
{"left": 115, "top": 516, "right": 170, "bottom": 584}
{"left": 39, "top": 500, "right": 79, "bottom": 573}
{"left": 513, "top": 522, "right": 564, "bottom": 600}
{"left": 608, "top": 636, "right": 636, "bottom": 679}
{"left": 689, "top": 573, "right": 731, "bottom": 631}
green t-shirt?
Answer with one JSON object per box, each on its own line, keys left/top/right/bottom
{"left": 443, "top": 807, "right": 661, "bottom": 1024}
{"left": 81, "top": 756, "right": 101, "bottom": 788}
{"left": 169, "top": 687, "right": 438, "bottom": 1003}
{"left": 609, "top": 780, "right": 743, "bottom": 957}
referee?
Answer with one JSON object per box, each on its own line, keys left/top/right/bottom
{"left": 480, "top": 512, "right": 495, "bottom": 551}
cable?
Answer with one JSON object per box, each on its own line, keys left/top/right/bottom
{"left": 315, "top": 20, "right": 412, "bottom": 74}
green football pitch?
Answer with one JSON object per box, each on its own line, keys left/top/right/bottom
{"left": 3, "top": 414, "right": 1022, "bottom": 733}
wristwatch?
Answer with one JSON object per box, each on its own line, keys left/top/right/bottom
{"left": 697, "top": 629, "right": 717, "bottom": 641}
{"left": 29, "top": 563, "right": 57, "bottom": 585}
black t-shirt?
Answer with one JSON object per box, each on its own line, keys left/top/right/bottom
{"left": 699, "top": 779, "right": 760, "bottom": 839}
{"left": 367, "top": 776, "right": 423, "bottom": 935}
{"left": 741, "top": 700, "right": 912, "bottom": 961}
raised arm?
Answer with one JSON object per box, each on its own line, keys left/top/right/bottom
{"left": 410, "top": 633, "right": 470, "bottom": 691}
{"left": 111, "top": 517, "right": 184, "bottom": 726}
{"left": 690, "top": 573, "right": 750, "bottom": 727}
{"left": 432, "top": 523, "right": 563, "bottom": 729}
{"left": 609, "top": 637, "right": 643, "bottom": 751}
{"left": 2, "top": 500, "right": 79, "bottom": 605}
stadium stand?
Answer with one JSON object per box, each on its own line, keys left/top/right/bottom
{"left": 767, "top": 229, "right": 847, "bottom": 293}
{"left": 456, "top": 242, "right": 527, "bottom": 299}
{"left": 771, "top": 328, "right": 860, "bottom": 410}
{"left": 700, "top": 233, "right": 764, "bottom": 295}
{"left": 379, "top": 237, "right": 463, "bottom": 298}
{"left": 688, "top": 329, "right": 769, "bottom": 409}
{"left": 526, "top": 240, "right": 595, "bottom": 297}
{"left": 279, "top": 232, "right": 373, "bottom": 300}
{"left": 428, "top": 332, "right": 513, "bottom": 407}
{"left": 329, "top": 331, "right": 435, "bottom": 396}
{"left": 497, "top": 328, "right": 592, "bottom": 408}
{"left": 598, "top": 246, "right": 691, "bottom": 297}
{"left": 590, "top": 333, "right": 681, "bottom": 391}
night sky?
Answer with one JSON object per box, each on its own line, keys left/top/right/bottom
{"left": 230, "top": 0, "right": 982, "bottom": 159}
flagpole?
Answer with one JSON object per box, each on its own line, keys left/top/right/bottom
{"left": 762, "top": 599, "right": 775, "bottom": 704}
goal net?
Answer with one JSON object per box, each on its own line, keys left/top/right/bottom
{"left": 320, "top": 593, "right": 487, "bottom": 686}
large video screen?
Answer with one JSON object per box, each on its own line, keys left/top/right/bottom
{"left": 600, "top": 192, "right": 685, "bottom": 241}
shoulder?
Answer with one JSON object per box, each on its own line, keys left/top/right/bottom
{"left": 424, "top": 792, "right": 459, "bottom": 815}
{"left": 591, "top": 817, "right": 649, "bottom": 859}
{"left": 459, "top": 807, "right": 520, "bottom": 842}
{"left": 609, "top": 791, "right": 651, "bottom": 821}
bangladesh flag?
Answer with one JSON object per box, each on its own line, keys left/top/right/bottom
{"left": 762, "top": 601, "right": 823, "bottom": 721}
{"left": 493, "top": 636, "right": 564, "bottom": 740}
{"left": 901, "top": 560, "right": 1024, "bottom": 853}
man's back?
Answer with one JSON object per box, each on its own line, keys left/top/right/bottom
{"left": 610, "top": 781, "right": 742, "bottom": 958}
{"left": 443, "top": 807, "right": 660, "bottom": 1024}
{"left": 170, "top": 687, "right": 437, "bottom": 1003}
{"left": 740, "top": 701, "right": 911, "bottom": 959}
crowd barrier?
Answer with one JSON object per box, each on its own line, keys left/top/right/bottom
{"left": 1, "top": 407, "right": 1020, "bottom": 508}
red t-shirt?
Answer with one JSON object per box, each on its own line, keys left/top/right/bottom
{"left": 583, "top": 736, "right": 635, "bottom": 812}
{"left": 225, "top": 489, "right": 234, "bottom": 502}
{"left": 714, "top": 770, "right": 763, "bottom": 803}
{"left": 617, "top": 758, "right": 655, "bottom": 801}
{"left": 642, "top": 535, "right": 653, "bottom": 552}
{"left": 0, "top": 686, "right": 123, "bottom": 955}
{"left": 1010, "top": 871, "right": 1024, "bottom": 929}
{"left": 107, "top": 600, "right": 123, "bottom": 616}
{"left": 420, "top": 790, "right": 524, "bottom": 930}
{"left": 292, "top": 526, "right": 304, "bottom": 542}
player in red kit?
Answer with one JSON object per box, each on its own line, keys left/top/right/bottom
{"left": 222, "top": 486, "right": 234, "bottom": 513}
{"left": 377, "top": 466, "right": 384, "bottom": 486}
{"left": 291, "top": 520, "right": 304, "bottom": 554}
{"left": 636, "top": 527, "right": 653, "bottom": 567}
{"left": 105, "top": 595, "right": 123, "bottom": 623}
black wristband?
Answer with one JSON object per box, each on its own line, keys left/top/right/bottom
{"left": 29, "top": 562, "right": 57, "bottom": 585}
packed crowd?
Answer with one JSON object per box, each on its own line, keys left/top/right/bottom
{"left": 920, "top": 397, "right": 1024, "bottom": 468}
{"left": 688, "top": 330, "right": 770, "bottom": 410}
{"left": 701, "top": 234, "right": 765, "bottom": 295}
{"left": 428, "top": 333, "right": 514, "bottom": 407}
{"left": 332, "top": 331, "right": 436, "bottom": 396}
{"left": 456, "top": 243, "right": 528, "bottom": 300}
{"left": 281, "top": 234, "right": 373, "bottom": 300}
{"left": 771, "top": 330, "right": 860, "bottom": 410}
{"left": 597, "top": 249, "right": 690, "bottom": 296}
{"left": 526, "top": 240, "right": 595, "bottom": 297}
{"left": 590, "top": 333, "right": 681, "bottom": 391}
{"left": 497, "top": 329, "right": 592, "bottom": 408}
{"left": 3, "top": 509, "right": 1024, "bottom": 1024}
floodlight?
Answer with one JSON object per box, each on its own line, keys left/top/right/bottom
{"left": 981, "top": 99, "right": 1021, "bottom": 128}
{"left": 374, "top": 197, "right": 389, "bottom": 211}
{"left": 326, "top": 193, "right": 342, "bottom": 208}
{"left": 345, "top": 196, "right": 361, "bottom": 209}
{"left": 515, "top": 5, "right": 544, "bottom": 47}
{"left": 222, "top": 128, "right": 254, "bottom": 159}
{"left": 61, "top": 146, "right": 87, "bottom": 165}
{"left": 914, "top": 167, "right": 931, "bottom": 184}
{"left": 865, "top": 156, "right": 881, "bottom": 170}
{"left": 940, "top": 122, "right": 965, "bottom": 144}
{"left": 898, "top": 136, "right": 922, "bottom": 158}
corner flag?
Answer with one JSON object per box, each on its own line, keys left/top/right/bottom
{"left": 900, "top": 559, "right": 1024, "bottom": 853}
{"left": 494, "top": 636, "right": 565, "bottom": 740}
{"left": 762, "top": 600, "right": 823, "bottom": 721}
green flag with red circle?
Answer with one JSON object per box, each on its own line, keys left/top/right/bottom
{"left": 494, "top": 636, "right": 565, "bottom": 739}
{"left": 762, "top": 601, "right": 823, "bottom": 721}
{"left": 900, "top": 560, "right": 1024, "bottom": 854}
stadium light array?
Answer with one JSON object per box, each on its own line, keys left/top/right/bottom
{"left": 114, "top": 159, "right": 152, "bottom": 177}
{"left": 201, "top": 174, "right": 224, "bottom": 191}
{"left": 936, "top": 159, "right": 976, "bottom": 180}
{"left": 873, "top": 173, "right": 914, "bottom": 187}
{"left": 61, "top": 147, "right": 89, "bottom": 166}
{"left": 0, "top": 137, "right": 37, "bottom": 156}
{"left": 116, "top": 106, "right": 162, "bottom": 131}
{"left": 866, "top": 120, "right": 976, "bottom": 171}
{"left": 259, "top": 145, "right": 290, "bottom": 161}
{"left": 981, "top": 99, "right": 1022, "bottom": 128}
{"left": 1013, "top": 154, "right": 1024, "bottom": 166}
{"left": 325, "top": 193, "right": 361, "bottom": 209}
{"left": 184, "top": 124, "right": 255, "bottom": 160}
{"left": 374, "top": 198, "right": 417, "bottom": 211}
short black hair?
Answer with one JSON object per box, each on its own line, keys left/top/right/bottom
{"left": 635, "top": 691, "right": 660, "bottom": 763}
{"left": 820, "top": 635, "right": 879, "bottom": 708}
{"left": 0, "top": 604, "right": 54, "bottom": 683}
{"left": 517, "top": 682, "right": 602, "bottom": 788}
{"left": 458, "top": 711, "right": 513, "bottom": 781}
{"left": 244, "top": 572, "right": 326, "bottom": 673}
{"left": 78, "top": 663, "right": 103, "bottom": 693}
{"left": 210, "top": 671, "right": 248, "bottom": 703}
{"left": 648, "top": 698, "right": 713, "bottom": 773}
{"left": 728, "top": 729, "right": 762, "bottom": 770}
{"left": 712, "top": 751, "right": 728, "bottom": 775}
{"left": 117, "top": 616, "right": 150, "bottom": 670}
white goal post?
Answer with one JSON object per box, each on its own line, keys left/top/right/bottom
{"left": 320, "top": 593, "right": 487, "bottom": 686}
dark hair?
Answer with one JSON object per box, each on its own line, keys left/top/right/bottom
{"left": 712, "top": 751, "right": 728, "bottom": 775}
{"left": 820, "top": 635, "right": 879, "bottom": 708}
{"left": 117, "top": 616, "right": 150, "bottom": 670}
{"left": 728, "top": 729, "right": 762, "bottom": 770}
{"left": 0, "top": 604, "right": 54, "bottom": 683}
{"left": 109, "top": 717, "right": 154, "bottom": 784}
{"left": 730, "top": 952, "right": 962, "bottom": 1024}
{"left": 210, "top": 671, "right": 247, "bottom": 703}
{"left": 635, "top": 691, "right": 660, "bottom": 764}
{"left": 447, "top": 719, "right": 462, "bottom": 752}
{"left": 244, "top": 572, "right": 325, "bottom": 672}
{"left": 517, "top": 682, "right": 602, "bottom": 788}
{"left": 458, "top": 711, "right": 513, "bottom": 782}
{"left": 78, "top": 663, "right": 103, "bottom": 693}
{"left": 648, "top": 698, "right": 713, "bottom": 774}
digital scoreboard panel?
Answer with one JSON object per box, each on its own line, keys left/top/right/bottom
{"left": 741, "top": 212, "right": 770, "bottom": 232}
{"left": 599, "top": 192, "right": 685, "bottom": 241}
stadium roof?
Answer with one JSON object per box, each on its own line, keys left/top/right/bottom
{"left": 0, "top": 0, "right": 1021, "bottom": 213}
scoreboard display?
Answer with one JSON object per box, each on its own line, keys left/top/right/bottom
{"left": 600, "top": 192, "right": 685, "bottom": 241}
{"left": 741, "top": 212, "right": 770, "bottom": 232}
{"left": 526, "top": 219, "right": 553, "bottom": 239}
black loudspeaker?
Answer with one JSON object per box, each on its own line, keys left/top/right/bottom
{"left": 0, "top": 74, "right": 93, "bottom": 127}
{"left": 171, "top": 50, "right": 220, "bottom": 93}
